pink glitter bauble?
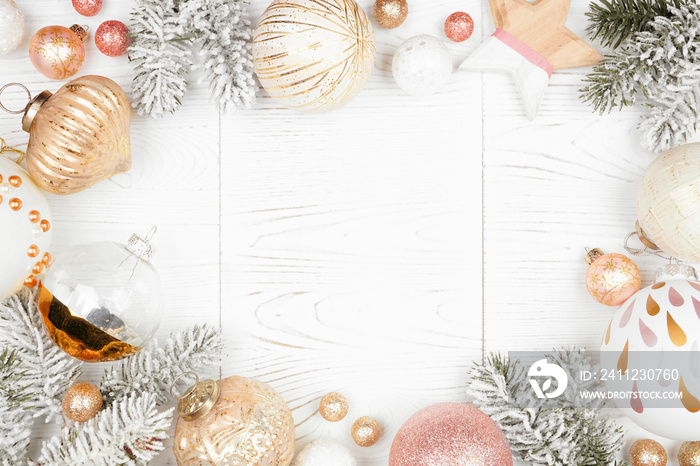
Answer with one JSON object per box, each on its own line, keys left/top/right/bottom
{"left": 29, "top": 26, "right": 85, "bottom": 80}
{"left": 72, "top": 0, "right": 102, "bottom": 17}
{"left": 445, "top": 12, "right": 474, "bottom": 42}
{"left": 389, "top": 403, "right": 512, "bottom": 466}
{"left": 95, "top": 21, "right": 131, "bottom": 57}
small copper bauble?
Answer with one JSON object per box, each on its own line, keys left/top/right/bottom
{"left": 680, "top": 442, "right": 700, "bottom": 466}
{"left": 373, "top": 0, "right": 408, "bottom": 29}
{"left": 629, "top": 439, "right": 667, "bottom": 466}
{"left": 351, "top": 416, "right": 381, "bottom": 447}
{"left": 95, "top": 20, "right": 131, "bottom": 57}
{"left": 62, "top": 382, "right": 103, "bottom": 422}
{"left": 319, "top": 392, "right": 349, "bottom": 422}
{"left": 72, "top": 0, "right": 102, "bottom": 16}
{"left": 445, "top": 12, "right": 474, "bottom": 42}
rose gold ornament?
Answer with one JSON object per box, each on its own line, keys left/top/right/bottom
{"left": 29, "top": 25, "right": 86, "bottom": 80}
{"left": 72, "top": 0, "right": 102, "bottom": 16}
{"left": 173, "top": 373, "right": 295, "bottom": 465}
{"left": 374, "top": 0, "right": 408, "bottom": 29}
{"left": 351, "top": 416, "right": 381, "bottom": 447}
{"left": 95, "top": 20, "right": 131, "bottom": 57}
{"left": 585, "top": 248, "right": 641, "bottom": 306}
{"left": 389, "top": 403, "right": 512, "bottom": 466}
{"left": 445, "top": 12, "right": 474, "bottom": 42}
{"left": 319, "top": 392, "right": 349, "bottom": 422}
{"left": 680, "top": 442, "right": 700, "bottom": 466}
{"left": 13, "top": 76, "right": 132, "bottom": 195}
{"left": 629, "top": 439, "right": 667, "bottom": 466}
{"left": 62, "top": 382, "right": 103, "bottom": 422}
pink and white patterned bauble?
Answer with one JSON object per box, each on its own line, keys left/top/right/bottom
{"left": 29, "top": 25, "right": 85, "bottom": 80}
{"left": 585, "top": 249, "right": 641, "bottom": 306}
{"left": 602, "top": 264, "right": 700, "bottom": 440}
{"left": 0, "top": 156, "right": 52, "bottom": 301}
{"left": 389, "top": 403, "right": 512, "bottom": 466}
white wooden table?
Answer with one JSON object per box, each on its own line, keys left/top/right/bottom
{"left": 1, "top": 0, "right": 695, "bottom": 464}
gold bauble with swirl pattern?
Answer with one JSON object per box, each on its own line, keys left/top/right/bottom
{"left": 252, "top": 0, "right": 376, "bottom": 112}
{"left": 22, "top": 75, "right": 131, "bottom": 195}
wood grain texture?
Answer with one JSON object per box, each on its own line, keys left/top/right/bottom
{"left": 3, "top": 0, "right": 695, "bottom": 464}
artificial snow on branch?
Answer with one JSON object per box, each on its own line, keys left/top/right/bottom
{"left": 468, "top": 350, "right": 628, "bottom": 466}
{"left": 129, "top": 0, "right": 257, "bottom": 118}
{"left": 101, "top": 324, "right": 223, "bottom": 406}
{"left": 0, "top": 290, "right": 81, "bottom": 422}
{"left": 0, "top": 350, "right": 33, "bottom": 466}
{"left": 38, "top": 392, "right": 173, "bottom": 466}
{"left": 581, "top": 3, "right": 700, "bottom": 152}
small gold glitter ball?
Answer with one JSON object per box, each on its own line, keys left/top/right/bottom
{"left": 373, "top": 0, "right": 408, "bottom": 29}
{"left": 679, "top": 442, "right": 700, "bottom": 466}
{"left": 62, "top": 382, "right": 103, "bottom": 423}
{"left": 351, "top": 416, "right": 381, "bottom": 447}
{"left": 629, "top": 439, "right": 667, "bottom": 466}
{"left": 319, "top": 392, "right": 349, "bottom": 422}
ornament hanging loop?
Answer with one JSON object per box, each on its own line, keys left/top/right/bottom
{"left": 171, "top": 372, "right": 199, "bottom": 400}
{"left": 0, "top": 83, "right": 31, "bottom": 115}
{"left": 0, "top": 138, "right": 25, "bottom": 164}
{"left": 624, "top": 231, "right": 679, "bottom": 262}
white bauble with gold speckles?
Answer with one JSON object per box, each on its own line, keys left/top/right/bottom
{"left": 252, "top": 0, "right": 375, "bottom": 112}
{"left": 601, "top": 264, "right": 700, "bottom": 440}
{"left": 0, "top": 156, "right": 52, "bottom": 301}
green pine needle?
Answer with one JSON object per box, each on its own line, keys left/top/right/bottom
{"left": 586, "top": 0, "right": 690, "bottom": 48}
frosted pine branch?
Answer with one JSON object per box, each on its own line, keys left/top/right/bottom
{"left": 0, "top": 290, "right": 81, "bottom": 422}
{"left": 0, "top": 350, "right": 33, "bottom": 465}
{"left": 38, "top": 392, "right": 173, "bottom": 466}
{"left": 181, "top": 0, "right": 257, "bottom": 112}
{"left": 129, "top": 0, "right": 192, "bottom": 118}
{"left": 101, "top": 324, "right": 223, "bottom": 406}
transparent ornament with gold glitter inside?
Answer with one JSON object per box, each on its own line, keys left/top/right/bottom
{"left": 37, "top": 231, "right": 163, "bottom": 362}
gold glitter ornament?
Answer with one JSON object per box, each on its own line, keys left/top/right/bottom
{"left": 374, "top": 0, "right": 408, "bottom": 29}
{"left": 679, "top": 442, "right": 700, "bottom": 466}
{"left": 351, "top": 416, "right": 381, "bottom": 447}
{"left": 62, "top": 382, "right": 103, "bottom": 422}
{"left": 319, "top": 392, "right": 348, "bottom": 422}
{"left": 629, "top": 439, "right": 667, "bottom": 466}
{"left": 252, "top": 0, "right": 375, "bottom": 112}
{"left": 173, "top": 373, "right": 296, "bottom": 465}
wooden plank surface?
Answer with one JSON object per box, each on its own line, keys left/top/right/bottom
{"left": 3, "top": 0, "right": 696, "bottom": 464}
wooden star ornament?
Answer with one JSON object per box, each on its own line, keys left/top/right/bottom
{"left": 460, "top": 0, "right": 602, "bottom": 119}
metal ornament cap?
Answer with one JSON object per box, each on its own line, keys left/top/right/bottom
{"left": 584, "top": 247, "right": 604, "bottom": 265}
{"left": 126, "top": 233, "right": 154, "bottom": 262}
{"left": 636, "top": 220, "right": 661, "bottom": 251}
{"left": 173, "top": 373, "right": 221, "bottom": 422}
{"left": 654, "top": 264, "right": 699, "bottom": 283}
{"left": 21, "top": 91, "right": 52, "bottom": 133}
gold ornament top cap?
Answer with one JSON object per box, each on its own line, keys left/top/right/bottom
{"left": 655, "top": 264, "right": 699, "bottom": 283}
{"left": 69, "top": 24, "right": 88, "bottom": 42}
{"left": 171, "top": 372, "right": 221, "bottom": 422}
{"left": 21, "top": 90, "right": 52, "bottom": 133}
{"left": 584, "top": 248, "right": 605, "bottom": 265}
{"left": 635, "top": 220, "right": 660, "bottom": 251}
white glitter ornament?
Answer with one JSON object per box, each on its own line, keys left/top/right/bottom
{"left": 293, "top": 439, "right": 357, "bottom": 466}
{"left": 392, "top": 35, "right": 453, "bottom": 96}
{"left": 0, "top": 0, "right": 24, "bottom": 56}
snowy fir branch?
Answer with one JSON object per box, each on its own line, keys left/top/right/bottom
{"left": 129, "top": 0, "right": 256, "bottom": 118}
{"left": 129, "top": 0, "right": 193, "bottom": 118}
{"left": 586, "top": 0, "right": 690, "bottom": 49}
{"left": 37, "top": 392, "right": 173, "bottom": 466}
{"left": 180, "top": 0, "right": 257, "bottom": 112}
{"left": 0, "top": 290, "right": 81, "bottom": 422}
{"left": 0, "top": 350, "right": 33, "bottom": 466}
{"left": 468, "top": 350, "right": 627, "bottom": 466}
{"left": 581, "top": 4, "right": 700, "bottom": 152}
{"left": 101, "top": 324, "right": 223, "bottom": 406}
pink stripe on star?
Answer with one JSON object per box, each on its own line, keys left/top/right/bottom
{"left": 493, "top": 28, "right": 554, "bottom": 78}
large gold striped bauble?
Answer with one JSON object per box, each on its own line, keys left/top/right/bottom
{"left": 252, "top": 0, "right": 376, "bottom": 112}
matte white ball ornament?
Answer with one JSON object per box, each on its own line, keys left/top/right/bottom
{"left": 293, "top": 439, "right": 357, "bottom": 466}
{"left": 252, "top": 0, "right": 376, "bottom": 112}
{"left": 637, "top": 143, "right": 700, "bottom": 261}
{"left": 392, "top": 35, "right": 453, "bottom": 96}
{"left": 0, "top": 0, "right": 24, "bottom": 56}
{"left": 0, "top": 155, "right": 53, "bottom": 301}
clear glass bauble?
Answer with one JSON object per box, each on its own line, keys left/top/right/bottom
{"left": 37, "top": 235, "right": 163, "bottom": 362}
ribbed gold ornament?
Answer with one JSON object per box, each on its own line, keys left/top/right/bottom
{"left": 23, "top": 75, "right": 131, "bottom": 195}
{"left": 252, "top": 0, "right": 376, "bottom": 112}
